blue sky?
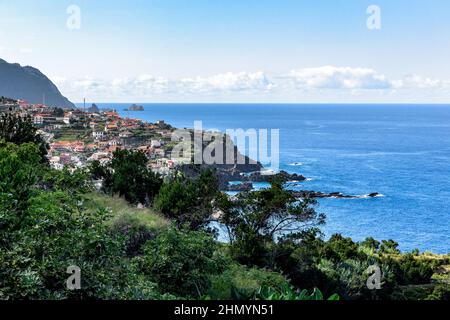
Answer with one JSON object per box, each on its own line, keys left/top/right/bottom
{"left": 1, "top": 0, "right": 449, "bottom": 102}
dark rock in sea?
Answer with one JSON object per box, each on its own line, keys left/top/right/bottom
{"left": 233, "top": 170, "right": 307, "bottom": 184}
{"left": 293, "top": 190, "right": 382, "bottom": 199}
{"left": 227, "top": 182, "right": 253, "bottom": 192}
{"left": 128, "top": 104, "right": 144, "bottom": 111}
{"left": 87, "top": 103, "right": 100, "bottom": 113}
{"left": 274, "top": 170, "right": 307, "bottom": 182}
{"left": 0, "top": 58, "right": 75, "bottom": 108}
{"left": 368, "top": 192, "right": 381, "bottom": 197}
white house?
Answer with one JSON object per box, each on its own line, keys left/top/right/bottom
{"left": 151, "top": 140, "right": 162, "bottom": 148}
{"left": 92, "top": 131, "right": 104, "bottom": 139}
{"left": 33, "top": 115, "right": 44, "bottom": 125}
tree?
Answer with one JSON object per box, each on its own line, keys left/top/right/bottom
{"left": 219, "top": 180, "right": 325, "bottom": 266}
{"left": 99, "top": 149, "right": 163, "bottom": 205}
{"left": 0, "top": 113, "right": 48, "bottom": 161}
{"left": 271, "top": 230, "right": 330, "bottom": 292}
{"left": 323, "top": 234, "right": 360, "bottom": 261}
{"left": 380, "top": 240, "right": 401, "bottom": 254}
{"left": 360, "top": 237, "right": 381, "bottom": 250}
{"left": 0, "top": 96, "right": 17, "bottom": 105}
{"left": 89, "top": 160, "right": 109, "bottom": 180}
{"left": 154, "top": 170, "right": 220, "bottom": 230}
{"left": 53, "top": 107, "right": 65, "bottom": 117}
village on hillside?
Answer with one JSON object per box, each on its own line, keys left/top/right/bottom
{"left": 0, "top": 97, "right": 181, "bottom": 175}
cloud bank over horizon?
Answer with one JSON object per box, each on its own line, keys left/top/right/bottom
{"left": 51, "top": 66, "right": 450, "bottom": 103}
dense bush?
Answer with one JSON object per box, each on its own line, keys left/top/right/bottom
{"left": 270, "top": 233, "right": 447, "bottom": 300}
{"left": 0, "top": 113, "right": 48, "bottom": 161}
{"left": 154, "top": 170, "right": 220, "bottom": 230}
{"left": 110, "top": 214, "right": 156, "bottom": 257}
{"left": 323, "top": 234, "right": 361, "bottom": 261}
{"left": 253, "top": 284, "right": 340, "bottom": 301}
{"left": 132, "top": 227, "right": 226, "bottom": 298}
{"left": 426, "top": 284, "right": 450, "bottom": 300}
{"left": 93, "top": 149, "right": 163, "bottom": 205}
{"left": 207, "top": 263, "right": 289, "bottom": 300}
{"left": 271, "top": 231, "right": 331, "bottom": 292}
{"left": 385, "top": 253, "right": 434, "bottom": 285}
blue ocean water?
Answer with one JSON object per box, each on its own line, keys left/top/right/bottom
{"left": 90, "top": 103, "right": 450, "bottom": 253}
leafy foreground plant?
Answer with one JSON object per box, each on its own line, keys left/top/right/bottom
{"left": 232, "top": 283, "right": 339, "bottom": 301}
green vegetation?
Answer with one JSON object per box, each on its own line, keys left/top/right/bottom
{"left": 0, "top": 96, "right": 17, "bottom": 105}
{"left": 0, "top": 113, "right": 48, "bottom": 161}
{"left": 253, "top": 285, "right": 340, "bottom": 301}
{"left": 0, "top": 142, "right": 131, "bottom": 299}
{"left": 219, "top": 180, "right": 325, "bottom": 266}
{"left": 207, "top": 263, "right": 289, "bottom": 300}
{"left": 54, "top": 131, "right": 88, "bottom": 142}
{"left": 92, "top": 149, "right": 163, "bottom": 205}
{"left": 85, "top": 192, "right": 168, "bottom": 232}
{"left": 133, "top": 227, "right": 224, "bottom": 298}
{"left": 0, "top": 115, "right": 448, "bottom": 300}
{"left": 154, "top": 170, "right": 220, "bottom": 230}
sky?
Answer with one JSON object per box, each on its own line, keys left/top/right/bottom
{"left": 0, "top": 0, "right": 450, "bottom": 103}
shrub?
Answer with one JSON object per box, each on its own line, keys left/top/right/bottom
{"left": 133, "top": 227, "right": 225, "bottom": 298}
{"left": 207, "top": 263, "right": 289, "bottom": 300}
{"left": 110, "top": 214, "right": 156, "bottom": 257}
{"left": 324, "top": 234, "right": 360, "bottom": 261}
{"left": 154, "top": 170, "right": 219, "bottom": 230}
{"left": 387, "top": 253, "right": 434, "bottom": 285}
{"left": 426, "top": 284, "right": 450, "bottom": 300}
{"left": 96, "top": 149, "right": 163, "bottom": 206}
{"left": 253, "top": 284, "right": 339, "bottom": 301}
{"left": 0, "top": 113, "right": 48, "bottom": 161}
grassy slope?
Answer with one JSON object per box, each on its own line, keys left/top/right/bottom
{"left": 84, "top": 192, "right": 169, "bottom": 232}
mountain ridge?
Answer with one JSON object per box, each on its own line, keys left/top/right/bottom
{"left": 0, "top": 58, "right": 75, "bottom": 108}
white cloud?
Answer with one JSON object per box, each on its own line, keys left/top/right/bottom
{"left": 394, "top": 74, "right": 450, "bottom": 89}
{"left": 288, "top": 66, "right": 393, "bottom": 90}
{"left": 112, "top": 75, "right": 172, "bottom": 95}
{"left": 56, "top": 77, "right": 110, "bottom": 99}
{"left": 56, "top": 71, "right": 274, "bottom": 100}
{"left": 180, "top": 71, "right": 274, "bottom": 93}
{"left": 52, "top": 67, "right": 450, "bottom": 102}
{"left": 73, "top": 78, "right": 104, "bottom": 91}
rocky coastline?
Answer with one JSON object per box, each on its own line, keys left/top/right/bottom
{"left": 177, "top": 128, "right": 381, "bottom": 199}
{"left": 216, "top": 160, "right": 381, "bottom": 199}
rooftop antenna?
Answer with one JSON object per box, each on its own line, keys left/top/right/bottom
{"left": 83, "top": 98, "right": 86, "bottom": 112}
{"left": 42, "top": 93, "right": 46, "bottom": 106}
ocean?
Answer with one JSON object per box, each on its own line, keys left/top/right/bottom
{"left": 87, "top": 103, "right": 450, "bottom": 254}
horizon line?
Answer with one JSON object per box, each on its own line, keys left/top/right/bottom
{"left": 73, "top": 102, "right": 450, "bottom": 105}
